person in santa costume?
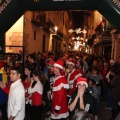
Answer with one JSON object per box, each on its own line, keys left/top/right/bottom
{"left": 67, "top": 59, "right": 82, "bottom": 98}
{"left": 50, "top": 59, "right": 69, "bottom": 120}
{"left": 69, "top": 77, "right": 94, "bottom": 119}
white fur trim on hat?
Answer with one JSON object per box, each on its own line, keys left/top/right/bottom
{"left": 54, "top": 63, "right": 63, "bottom": 70}
{"left": 68, "top": 62, "right": 75, "bottom": 66}
{"left": 76, "top": 81, "right": 88, "bottom": 88}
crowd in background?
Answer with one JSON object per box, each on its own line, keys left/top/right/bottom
{"left": 0, "top": 51, "right": 120, "bottom": 120}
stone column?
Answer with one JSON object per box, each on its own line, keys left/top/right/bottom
{"left": 48, "top": 34, "right": 54, "bottom": 51}
{"left": 115, "top": 34, "right": 120, "bottom": 60}
{"left": 111, "top": 33, "right": 120, "bottom": 60}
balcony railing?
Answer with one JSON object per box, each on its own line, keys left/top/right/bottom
{"left": 102, "top": 30, "right": 111, "bottom": 41}
{"left": 57, "top": 30, "right": 63, "bottom": 40}
{"left": 42, "top": 19, "right": 55, "bottom": 33}
{"left": 43, "top": 18, "right": 64, "bottom": 40}
{"left": 94, "top": 31, "right": 111, "bottom": 45}
{"left": 31, "top": 12, "right": 46, "bottom": 27}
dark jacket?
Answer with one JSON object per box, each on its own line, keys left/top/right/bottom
{"left": 69, "top": 90, "right": 94, "bottom": 119}
{"left": 110, "top": 74, "right": 120, "bottom": 101}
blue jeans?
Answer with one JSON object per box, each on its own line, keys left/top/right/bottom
{"left": 107, "top": 86, "right": 112, "bottom": 108}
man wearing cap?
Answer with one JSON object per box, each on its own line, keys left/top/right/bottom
{"left": 66, "top": 59, "right": 82, "bottom": 98}
{"left": 69, "top": 76, "right": 94, "bottom": 119}
{"left": 50, "top": 59, "right": 69, "bottom": 120}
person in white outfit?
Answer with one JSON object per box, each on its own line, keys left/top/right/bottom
{"left": 8, "top": 67, "right": 25, "bottom": 120}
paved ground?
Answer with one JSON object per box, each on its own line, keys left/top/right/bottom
{"left": 42, "top": 100, "right": 112, "bottom": 120}
{"left": 98, "top": 100, "right": 112, "bottom": 120}
{"left": 0, "top": 100, "right": 112, "bottom": 120}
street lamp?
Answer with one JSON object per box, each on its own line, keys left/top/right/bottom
{"left": 48, "top": 26, "right": 58, "bottom": 51}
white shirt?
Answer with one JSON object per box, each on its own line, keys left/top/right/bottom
{"left": 8, "top": 79, "right": 25, "bottom": 120}
{"left": 28, "top": 80, "right": 43, "bottom": 95}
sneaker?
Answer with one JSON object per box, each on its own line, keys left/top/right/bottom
{"left": 105, "top": 107, "right": 112, "bottom": 110}
{"left": 95, "top": 116, "right": 98, "bottom": 120}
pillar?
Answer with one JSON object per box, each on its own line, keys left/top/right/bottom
{"left": 0, "top": 33, "right": 5, "bottom": 53}
{"left": 48, "top": 34, "right": 53, "bottom": 51}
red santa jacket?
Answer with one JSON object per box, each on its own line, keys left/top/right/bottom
{"left": 67, "top": 69, "right": 82, "bottom": 97}
{"left": 22, "top": 81, "right": 31, "bottom": 97}
{"left": 51, "top": 75, "right": 69, "bottom": 119}
{"left": 28, "top": 81, "right": 43, "bottom": 106}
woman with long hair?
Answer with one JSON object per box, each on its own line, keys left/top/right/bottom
{"left": 22, "top": 65, "right": 33, "bottom": 120}
{"left": 23, "top": 65, "right": 33, "bottom": 101}
{"left": 28, "top": 70, "right": 43, "bottom": 120}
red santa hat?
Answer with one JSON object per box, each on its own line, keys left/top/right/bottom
{"left": 0, "top": 61, "right": 4, "bottom": 69}
{"left": 45, "top": 59, "right": 51, "bottom": 64}
{"left": 48, "top": 60, "right": 55, "bottom": 65}
{"left": 53, "top": 59, "right": 64, "bottom": 70}
{"left": 67, "top": 59, "right": 76, "bottom": 66}
{"left": 76, "top": 76, "right": 88, "bottom": 88}
{"left": 49, "top": 55, "right": 54, "bottom": 60}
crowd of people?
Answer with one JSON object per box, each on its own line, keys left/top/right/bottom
{"left": 0, "top": 51, "right": 120, "bottom": 120}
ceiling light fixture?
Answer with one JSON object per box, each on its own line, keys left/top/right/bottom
{"left": 69, "top": 28, "right": 87, "bottom": 34}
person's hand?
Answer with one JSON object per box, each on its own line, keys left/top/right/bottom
{"left": 0, "top": 81, "right": 2, "bottom": 88}
{"left": 106, "top": 78, "right": 110, "bottom": 83}
{"left": 54, "top": 112, "right": 58, "bottom": 117}
{"left": 43, "top": 101, "right": 46, "bottom": 105}
{"left": 0, "top": 81, "right": 6, "bottom": 89}
{"left": 79, "top": 89, "right": 84, "bottom": 98}
{"left": 118, "top": 101, "right": 120, "bottom": 106}
{"left": 8, "top": 116, "right": 14, "bottom": 120}
{"left": 47, "top": 90, "right": 51, "bottom": 99}
{"left": 25, "top": 95, "right": 31, "bottom": 101}
{"left": 77, "top": 89, "right": 80, "bottom": 98}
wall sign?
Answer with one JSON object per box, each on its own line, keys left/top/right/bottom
{"left": 0, "top": 53, "right": 21, "bottom": 61}
{"left": 0, "top": 0, "right": 11, "bottom": 13}
{"left": 0, "top": 0, "right": 120, "bottom": 33}
{"left": 112, "top": 0, "right": 120, "bottom": 9}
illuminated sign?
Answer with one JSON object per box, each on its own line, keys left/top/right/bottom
{"left": 0, "top": 53, "right": 21, "bottom": 61}
{"left": 112, "top": 0, "right": 120, "bottom": 8}
{"left": 34, "top": 0, "right": 39, "bottom": 2}
{"left": 0, "top": 0, "right": 120, "bottom": 33}
{"left": 0, "top": 0, "right": 25, "bottom": 33}
{"left": 0, "top": 0, "right": 11, "bottom": 13}
{"left": 26, "top": 0, "right": 98, "bottom": 11}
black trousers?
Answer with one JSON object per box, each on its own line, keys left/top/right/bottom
{"left": 29, "top": 104, "right": 43, "bottom": 120}
{"left": 0, "top": 103, "right": 8, "bottom": 120}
